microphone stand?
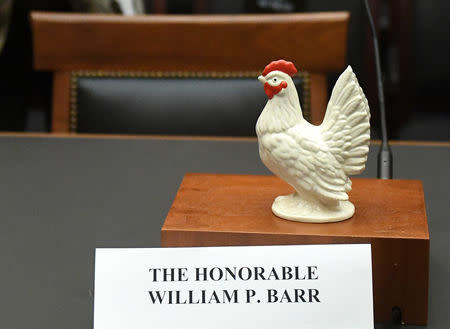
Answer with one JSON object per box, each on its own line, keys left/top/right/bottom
{"left": 363, "top": 0, "right": 393, "bottom": 179}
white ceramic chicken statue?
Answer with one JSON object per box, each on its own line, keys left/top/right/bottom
{"left": 256, "top": 60, "right": 370, "bottom": 223}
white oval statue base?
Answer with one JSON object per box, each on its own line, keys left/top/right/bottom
{"left": 271, "top": 192, "right": 355, "bottom": 223}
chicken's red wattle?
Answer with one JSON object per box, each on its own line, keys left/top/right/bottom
{"left": 264, "top": 81, "right": 287, "bottom": 99}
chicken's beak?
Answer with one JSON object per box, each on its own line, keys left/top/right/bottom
{"left": 258, "top": 75, "right": 266, "bottom": 84}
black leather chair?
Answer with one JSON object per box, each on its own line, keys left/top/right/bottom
{"left": 31, "top": 12, "right": 349, "bottom": 135}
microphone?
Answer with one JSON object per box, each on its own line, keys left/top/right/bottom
{"left": 363, "top": 0, "right": 393, "bottom": 179}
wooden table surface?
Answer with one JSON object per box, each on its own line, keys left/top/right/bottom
{"left": 0, "top": 133, "right": 448, "bottom": 329}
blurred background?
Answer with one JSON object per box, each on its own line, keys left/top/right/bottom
{"left": 0, "top": 0, "right": 449, "bottom": 140}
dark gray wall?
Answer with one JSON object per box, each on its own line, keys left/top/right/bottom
{"left": 412, "top": 0, "right": 450, "bottom": 102}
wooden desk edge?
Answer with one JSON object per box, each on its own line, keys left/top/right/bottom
{"left": 0, "top": 132, "right": 449, "bottom": 146}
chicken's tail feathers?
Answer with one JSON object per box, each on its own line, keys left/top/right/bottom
{"left": 321, "top": 65, "right": 371, "bottom": 176}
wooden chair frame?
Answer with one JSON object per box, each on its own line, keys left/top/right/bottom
{"left": 31, "top": 12, "right": 349, "bottom": 133}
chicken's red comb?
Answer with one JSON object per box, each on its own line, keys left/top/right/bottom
{"left": 262, "top": 60, "right": 297, "bottom": 77}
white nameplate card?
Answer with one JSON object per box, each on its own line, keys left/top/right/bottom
{"left": 94, "top": 244, "right": 373, "bottom": 329}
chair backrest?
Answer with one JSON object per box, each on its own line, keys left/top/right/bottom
{"left": 31, "top": 12, "right": 349, "bottom": 134}
{"left": 71, "top": 71, "right": 309, "bottom": 135}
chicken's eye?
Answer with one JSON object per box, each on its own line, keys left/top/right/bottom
{"left": 273, "top": 78, "right": 278, "bottom": 82}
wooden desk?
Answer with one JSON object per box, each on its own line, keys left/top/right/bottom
{"left": 0, "top": 133, "right": 448, "bottom": 328}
